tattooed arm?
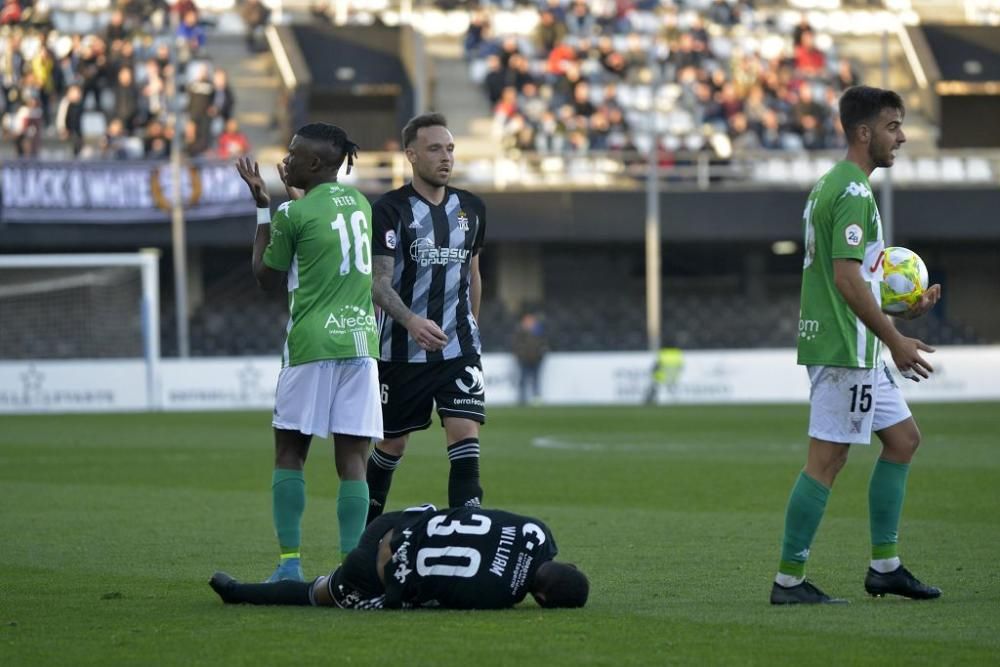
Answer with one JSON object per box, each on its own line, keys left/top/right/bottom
{"left": 372, "top": 255, "right": 448, "bottom": 351}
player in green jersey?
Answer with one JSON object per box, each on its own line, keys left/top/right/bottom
{"left": 236, "top": 123, "right": 382, "bottom": 583}
{"left": 770, "top": 87, "right": 943, "bottom": 604}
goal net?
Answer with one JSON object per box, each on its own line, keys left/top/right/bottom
{"left": 0, "top": 253, "right": 160, "bottom": 407}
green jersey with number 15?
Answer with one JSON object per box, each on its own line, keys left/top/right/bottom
{"left": 797, "top": 160, "right": 885, "bottom": 369}
{"left": 263, "top": 182, "right": 378, "bottom": 367}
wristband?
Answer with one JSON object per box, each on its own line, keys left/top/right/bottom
{"left": 257, "top": 207, "right": 271, "bottom": 225}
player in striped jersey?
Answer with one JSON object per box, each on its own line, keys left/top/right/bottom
{"left": 366, "top": 113, "right": 488, "bottom": 522}
{"left": 237, "top": 122, "right": 382, "bottom": 584}
{"left": 770, "top": 87, "right": 942, "bottom": 604}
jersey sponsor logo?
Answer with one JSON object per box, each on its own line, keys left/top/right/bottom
{"left": 410, "top": 238, "right": 470, "bottom": 267}
{"left": 868, "top": 249, "right": 885, "bottom": 273}
{"left": 451, "top": 397, "right": 484, "bottom": 407}
{"left": 845, "top": 182, "right": 870, "bottom": 198}
{"left": 324, "top": 305, "right": 376, "bottom": 335}
{"left": 510, "top": 553, "right": 534, "bottom": 594}
{"left": 522, "top": 523, "right": 546, "bottom": 551}
{"left": 385, "top": 229, "right": 397, "bottom": 250}
{"left": 456, "top": 210, "right": 470, "bottom": 231}
{"left": 392, "top": 528, "right": 414, "bottom": 584}
{"left": 862, "top": 240, "right": 885, "bottom": 282}
{"left": 845, "top": 224, "right": 863, "bottom": 246}
{"left": 455, "top": 365, "right": 486, "bottom": 395}
{"left": 408, "top": 220, "right": 422, "bottom": 229}
{"left": 798, "top": 319, "right": 820, "bottom": 341}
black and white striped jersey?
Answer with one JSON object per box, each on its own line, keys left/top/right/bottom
{"left": 372, "top": 184, "right": 486, "bottom": 363}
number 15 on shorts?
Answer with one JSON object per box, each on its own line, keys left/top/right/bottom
{"left": 849, "top": 384, "right": 872, "bottom": 412}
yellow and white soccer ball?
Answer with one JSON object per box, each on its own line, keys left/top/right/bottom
{"left": 881, "top": 246, "right": 928, "bottom": 314}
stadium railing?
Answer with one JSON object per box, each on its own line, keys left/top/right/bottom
{"left": 324, "top": 148, "right": 1000, "bottom": 192}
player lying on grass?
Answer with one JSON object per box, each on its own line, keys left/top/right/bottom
{"left": 210, "top": 505, "right": 589, "bottom": 610}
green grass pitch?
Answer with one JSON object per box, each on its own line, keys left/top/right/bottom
{"left": 2, "top": 404, "right": 998, "bottom": 666}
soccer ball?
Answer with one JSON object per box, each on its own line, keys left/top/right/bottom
{"left": 880, "top": 247, "right": 928, "bottom": 314}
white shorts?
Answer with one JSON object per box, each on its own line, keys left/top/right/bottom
{"left": 807, "top": 362, "right": 911, "bottom": 445}
{"left": 273, "top": 358, "right": 383, "bottom": 440}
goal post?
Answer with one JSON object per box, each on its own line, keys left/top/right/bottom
{"left": 0, "top": 251, "right": 161, "bottom": 410}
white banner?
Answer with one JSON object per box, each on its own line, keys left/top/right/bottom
{"left": 1, "top": 346, "right": 998, "bottom": 414}
{"left": 527, "top": 346, "right": 1000, "bottom": 405}
{"left": 0, "top": 359, "right": 148, "bottom": 412}
{"left": 161, "top": 357, "right": 280, "bottom": 410}
{"left": 0, "top": 160, "right": 254, "bottom": 223}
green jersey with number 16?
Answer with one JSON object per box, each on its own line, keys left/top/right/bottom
{"left": 797, "top": 160, "right": 885, "bottom": 369}
{"left": 263, "top": 182, "right": 378, "bottom": 367}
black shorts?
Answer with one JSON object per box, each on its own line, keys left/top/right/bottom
{"left": 329, "top": 512, "right": 402, "bottom": 603}
{"left": 378, "top": 354, "right": 487, "bottom": 438}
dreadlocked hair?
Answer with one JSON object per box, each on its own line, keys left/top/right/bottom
{"left": 296, "top": 122, "right": 360, "bottom": 174}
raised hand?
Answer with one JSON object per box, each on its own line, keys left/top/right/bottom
{"left": 235, "top": 156, "right": 269, "bottom": 207}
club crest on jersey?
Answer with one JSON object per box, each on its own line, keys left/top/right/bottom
{"left": 456, "top": 210, "right": 470, "bottom": 231}
{"left": 845, "top": 224, "right": 862, "bottom": 246}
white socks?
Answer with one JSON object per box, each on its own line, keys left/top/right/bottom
{"left": 775, "top": 573, "right": 805, "bottom": 588}
{"left": 870, "top": 557, "right": 901, "bottom": 573}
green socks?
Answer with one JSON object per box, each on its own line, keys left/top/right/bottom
{"left": 869, "top": 458, "right": 909, "bottom": 560}
{"left": 272, "top": 468, "right": 305, "bottom": 556}
{"left": 337, "top": 480, "right": 369, "bottom": 557}
{"left": 776, "top": 459, "right": 910, "bottom": 580}
{"left": 778, "top": 472, "right": 831, "bottom": 578}
{"left": 272, "top": 470, "right": 368, "bottom": 559}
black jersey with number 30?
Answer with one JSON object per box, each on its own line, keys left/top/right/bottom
{"left": 383, "top": 507, "right": 558, "bottom": 609}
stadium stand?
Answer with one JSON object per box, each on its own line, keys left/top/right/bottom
{"left": 0, "top": 1, "right": 248, "bottom": 160}
{"left": 1, "top": 0, "right": 996, "bottom": 359}
{"left": 465, "top": 0, "right": 854, "bottom": 157}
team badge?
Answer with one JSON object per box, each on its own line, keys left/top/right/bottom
{"left": 845, "top": 224, "right": 862, "bottom": 246}
{"left": 385, "top": 229, "right": 397, "bottom": 250}
{"left": 456, "top": 210, "right": 469, "bottom": 232}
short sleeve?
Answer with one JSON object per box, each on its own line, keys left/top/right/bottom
{"left": 262, "top": 202, "right": 295, "bottom": 271}
{"left": 830, "top": 184, "right": 870, "bottom": 261}
{"left": 371, "top": 197, "right": 398, "bottom": 257}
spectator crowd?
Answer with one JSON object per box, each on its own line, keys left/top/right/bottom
{"left": 465, "top": 0, "right": 860, "bottom": 159}
{"left": 1, "top": 0, "right": 250, "bottom": 160}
